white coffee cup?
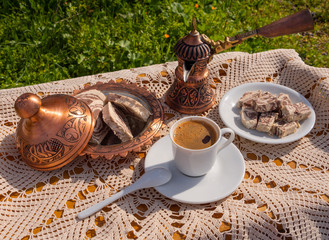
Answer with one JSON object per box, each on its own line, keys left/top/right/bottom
{"left": 170, "top": 116, "right": 235, "bottom": 177}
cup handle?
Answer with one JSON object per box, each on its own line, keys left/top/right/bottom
{"left": 217, "top": 128, "right": 235, "bottom": 153}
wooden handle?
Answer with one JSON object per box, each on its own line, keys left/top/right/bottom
{"left": 257, "top": 9, "right": 314, "bottom": 38}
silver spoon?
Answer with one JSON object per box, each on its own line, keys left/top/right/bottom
{"left": 77, "top": 167, "right": 172, "bottom": 220}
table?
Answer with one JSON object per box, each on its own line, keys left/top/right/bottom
{"left": 0, "top": 49, "right": 328, "bottom": 239}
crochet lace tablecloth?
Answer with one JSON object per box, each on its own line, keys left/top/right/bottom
{"left": 0, "top": 49, "right": 328, "bottom": 240}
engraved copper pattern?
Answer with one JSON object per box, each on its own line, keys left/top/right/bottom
{"left": 174, "top": 37, "right": 212, "bottom": 61}
{"left": 175, "top": 58, "right": 209, "bottom": 84}
{"left": 15, "top": 94, "right": 94, "bottom": 171}
{"left": 165, "top": 76, "right": 215, "bottom": 114}
{"left": 73, "top": 81, "right": 164, "bottom": 160}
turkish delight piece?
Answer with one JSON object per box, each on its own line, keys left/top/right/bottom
{"left": 271, "top": 120, "right": 299, "bottom": 138}
{"left": 114, "top": 104, "right": 130, "bottom": 129}
{"left": 277, "top": 93, "right": 292, "bottom": 108}
{"left": 106, "top": 93, "right": 151, "bottom": 122}
{"left": 89, "top": 112, "right": 110, "bottom": 144}
{"left": 240, "top": 106, "right": 258, "bottom": 129}
{"left": 254, "top": 91, "right": 280, "bottom": 112}
{"left": 256, "top": 112, "right": 279, "bottom": 133}
{"left": 282, "top": 102, "right": 311, "bottom": 122}
{"left": 281, "top": 104, "right": 295, "bottom": 121}
{"left": 102, "top": 102, "right": 133, "bottom": 142}
{"left": 292, "top": 102, "right": 312, "bottom": 121}
{"left": 75, "top": 89, "right": 106, "bottom": 119}
{"left": 237, "top": 90, "right": 261, "bottom": 108}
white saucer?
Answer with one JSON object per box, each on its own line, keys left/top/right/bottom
{"left": 219, "top": 82, "right": 316, "bottom": 144}
{"left": 144, "top": 135, "right": 245, "bottom": 204}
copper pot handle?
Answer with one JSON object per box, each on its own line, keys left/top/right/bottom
{"left": 202, "top": 9, "right": 314, "bottom": 59}
{"left": 256, "top": 9, "right": 314, "bottom": 38}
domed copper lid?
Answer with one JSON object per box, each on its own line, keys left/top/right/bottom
{"left": 173, "top": 19, "right": 212, "bottom": 61}
{"left": 14, "top": 93, "right": 94, "bottom": 171}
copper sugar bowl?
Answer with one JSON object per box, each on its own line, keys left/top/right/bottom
{"left": 14, "top": 82, "right": 164, "bottom": 171}
{"left": 165, "top": 19, "right": 215, "bottom": 114}
{"left": 14, "top": 93, "right": 94, "bottom": 171}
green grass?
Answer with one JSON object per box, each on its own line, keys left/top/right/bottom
{"left": 0, "top": 0, "right": 328, "bottom": 89}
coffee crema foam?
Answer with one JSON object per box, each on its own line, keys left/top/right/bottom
{"left": 173, "top": 120, "right": 217, "bottom": 150}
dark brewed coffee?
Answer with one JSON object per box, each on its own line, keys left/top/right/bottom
{"left": 173, "top": 120, "right": 217, "bottom": 149}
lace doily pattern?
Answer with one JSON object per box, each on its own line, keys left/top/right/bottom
{"left": 0, "top": 49, "right": 328, "bottom": 239}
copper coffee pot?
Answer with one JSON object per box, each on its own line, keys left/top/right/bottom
{"left": 165, "top": 9, "right": 314, "bottom": 114}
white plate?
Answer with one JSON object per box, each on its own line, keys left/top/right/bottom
{"left": 144, "top": 135, "right": 245, "bottom": 204}
{"left": 219, "top": 82, "right": 316, "bottom": 144}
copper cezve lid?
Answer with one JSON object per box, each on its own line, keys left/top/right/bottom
{"left": 14, "top": 93, "right": 94, "bottom": 171}
{"left": 173, "top": 25, "right": 212, "bottom": 62}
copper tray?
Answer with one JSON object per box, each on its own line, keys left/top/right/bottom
{"left": 73, "top": 81, "right": 163, "bottom": 159}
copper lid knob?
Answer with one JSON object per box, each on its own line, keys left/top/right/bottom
{"left": 15, "top": 93, "right": 95, "bottom": 171}
{"left": 15, "top": 93, "right": 42, "bottom": 119}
